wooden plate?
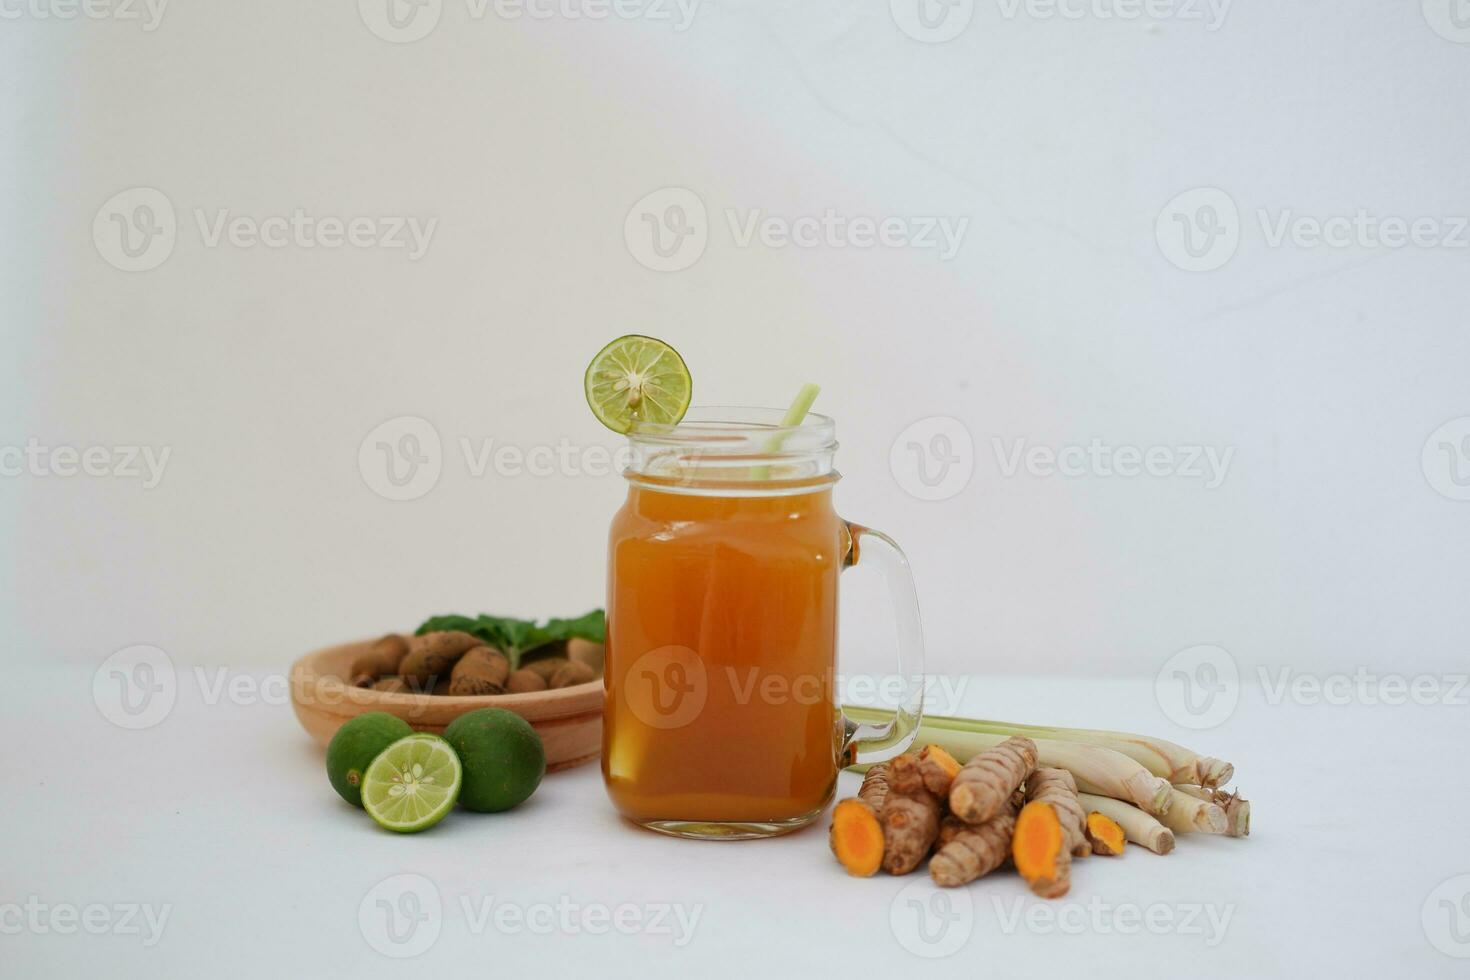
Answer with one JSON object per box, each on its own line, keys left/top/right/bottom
{"left": 289, "top": 638, "right": 603, "bottom": 772}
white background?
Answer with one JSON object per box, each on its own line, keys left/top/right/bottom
{"left": 4, "top": 2, "right": 1470, "bottom": 976}
{"left": 4, "top": 0, "right": 1468, "bottom": 680}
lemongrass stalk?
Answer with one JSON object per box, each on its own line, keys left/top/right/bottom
{"left": 752, "top": 383, "right": 820, "bottom": 480}
{"left": 1158, "top": 786, "right": 1227, "bottom": 834}
{"left": 1175, "top": 785, "right": 1250, "bottom": 838}
{"left": 843, "top": 706, "right": 1172, "bottom": 816}
{"left": 921, "top": 715, "right": 1232, "bottom": 788}
{"left": 1078, "top": 793, "right": 1175, "bottom": 855}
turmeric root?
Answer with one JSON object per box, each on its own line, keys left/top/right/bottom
{"left": 1077, "top": 793, "right": 1175, "bottom": 855}
{"left": 948, "top": 736, "right": 1037, "bottom": 824}
{"left": 1025, "top": 767, "right": 1090, "bottom": 858}
{"left": 1085, "top": 811, "right": 1126, "bottom": 856}
{"left": 859, "top": 764, "right": 891, "bottom": 813}
{"left": 1012, "top": 800, "right": 1071, "bottom": 898}
{"left": 350, "top": 634, "right": 410, "bottom": 687}
{"left": 936, "top": 814, "right": 965, "bottom": 849}
{"left": 881, "top": 754, "right": 942, "bottom": 875}
{"left": 400, "top": 631, "right": 481, "bottom": 690}
{"left": 917, "top": 744, "right": 963, "bottom": 797}
{"left": 448, "top": 646, "right": 510, "bottom": 695}
{"left": 828, "top": 763, "right": 891, "bottom": 877}
{"left": 1173, "top": 785, "right": 1250, "bottom": 837}
{"left": 930, "top": 801, "right": 1020, "bottom": 887}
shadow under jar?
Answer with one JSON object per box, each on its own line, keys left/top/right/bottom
{"left": 602, "top": 408, "right": 925, "bottom": 839}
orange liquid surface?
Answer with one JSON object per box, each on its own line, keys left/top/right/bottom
{"left": 603, "top": 483, "right": 847, "bottom": 825}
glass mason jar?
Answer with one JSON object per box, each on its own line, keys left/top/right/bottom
{"left": 602, "top": 408, "right": 925, "bottom": 839}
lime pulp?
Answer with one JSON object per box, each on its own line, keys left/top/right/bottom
{"left": 583, "top": 334, "right": 692, "bottom": 434}
{"left": 362, "top": 734, "right": 462, "bottom": 833}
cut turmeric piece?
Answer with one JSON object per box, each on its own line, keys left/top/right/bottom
{"left": 949, "top": 736, "right": 1037, "bottom": 825}
{"left": 828, "top": 763, "right": 892, "bottom": 877}
{"left": 829, "top": 798, "right": 885, "bottom": 877}
{"left": 917, "top": 744, "right": 963, "bottom": 797}
{"left": 1012, "top": 800, "right": 1071, "bottom": 898}
{"left": 1025, "top": 767, "right": 1090, "bottom": 857}
{"left": 1085, "top": 811, "right": 1126, "bottom": 856}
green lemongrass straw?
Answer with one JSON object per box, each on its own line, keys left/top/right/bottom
{"left": 753, "top": 382, "right": 820, "bottom": 480}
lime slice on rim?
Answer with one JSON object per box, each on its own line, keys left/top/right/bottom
{"left": 584, "top": 335, "right": 692, "bottom": 434}
{"left": 362, "top": 734, "right": 462, "bottom": 833}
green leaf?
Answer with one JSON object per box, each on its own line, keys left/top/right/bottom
{"left": 415, "top": 609, "right": 605, "bottom": 670}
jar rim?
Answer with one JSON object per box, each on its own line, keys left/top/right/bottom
{"left": 624, "top": 406, "right": 838, "bottom": 491}
{"left": 628, "top": 406, "right": 836, "bottom": 450}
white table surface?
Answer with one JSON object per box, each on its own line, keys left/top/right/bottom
{"left": 6, "top": 665, "right": 1467, "bottom": 978}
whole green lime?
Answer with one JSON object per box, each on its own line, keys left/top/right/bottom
{"left": 326, "top": 712, "right": 414, "bottom": 807}
{"left": 442, "top": 708, "right": 545, "bottom": 812}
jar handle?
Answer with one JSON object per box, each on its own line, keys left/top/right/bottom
{"left": 838, "top": 521, "right": 925, "bottom": 766}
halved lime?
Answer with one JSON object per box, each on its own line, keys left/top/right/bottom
{"left": 362, "top": 734, "right": 462, "bottom": 833}
{"left": 584, "top": 335, "right": 692, "bottom": 434}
